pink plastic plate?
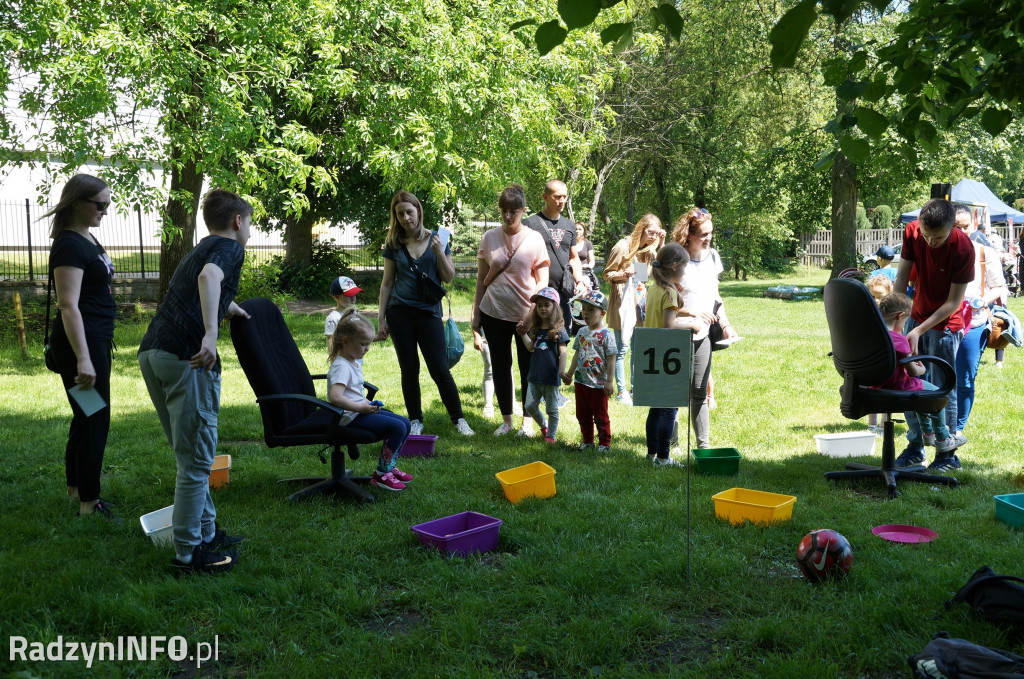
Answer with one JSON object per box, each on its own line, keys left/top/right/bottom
{"left": 872, "top": 524, "right": 938, "bottom": 543}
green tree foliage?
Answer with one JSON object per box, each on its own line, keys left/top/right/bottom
{"left": 855, "top": 203, "right": 871, "bottom": 230}
{"left": 769, "top": 0, "right": 1024, "bottom": 154}
{"left": 871, "top": 204, "right": 893, "bottom": 229}
{"left": 2, "top": 0, "right": 615, "bottom": 287}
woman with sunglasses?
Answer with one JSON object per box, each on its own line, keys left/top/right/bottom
{"left": 671, "top": 207, "right": 737, "bottom": 449}
{"left": 44, "top": 174, "right": 118, "bottom": 520}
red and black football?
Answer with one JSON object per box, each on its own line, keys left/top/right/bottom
{"left": 796, "top": 529, "right": 854, "bottom": 582}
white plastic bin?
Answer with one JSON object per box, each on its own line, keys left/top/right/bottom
{"left": 140, "top": 505, "right": 174, "bottom": 547}
{"left": 814, "top": 432, "right": 876, "bottom": 458}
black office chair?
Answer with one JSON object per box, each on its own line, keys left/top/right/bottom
{"left": 822, "top": 278, "right": 958, "bottom": 498}
{"left": 230, "top": 297, "right": 379, "bottom": 502}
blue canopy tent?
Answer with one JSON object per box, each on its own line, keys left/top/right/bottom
{"left": 900, "top": 178, "right": 1024, "bottom": 223}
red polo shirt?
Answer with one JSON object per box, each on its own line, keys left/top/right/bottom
{"left": 901, "top": 220, "right": 975, "bottom": 332}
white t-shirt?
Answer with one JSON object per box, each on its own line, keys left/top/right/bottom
{"left": 325, "top": 308, "right": 362, "bottom": 365}
{"left": 327, "top": 356, "right": 367, "bottom": 425}
{"left": 678, "top": 247, "right": 723, "bottom": 341}
{"left": 966, "top": 243, "right": 1007, "bottom": 328}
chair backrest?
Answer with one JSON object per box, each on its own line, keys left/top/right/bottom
{"left": 823, "top": 278, "right": 895, "bottom": 387}
{"left": 230, "top": 297, "right": 317, "bottom": 437}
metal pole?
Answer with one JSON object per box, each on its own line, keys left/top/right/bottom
{"left": 25, "top": 199, "right": 34, "bottom": 280}
{"left": 137, "top": 205, "right": 146, "bottom": 277}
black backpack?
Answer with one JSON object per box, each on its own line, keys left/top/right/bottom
{"left": 908, "top": 633, "right": 1024, "bottom": 679}
{"left": 946, "top": 566, "right": 1024, "bottom": 629}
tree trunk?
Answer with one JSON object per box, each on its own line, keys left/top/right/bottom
{"left": 597, "top": 196, "right": 613, "bottom": 259}
{"left": 830, "top": 150, "right": 858, "bottom": 278}
{"left": 158, "top": 151, "right": 203, "bottom": 302}
{"left": 587, "top": 159, "right": 617, "bottom": 232}
{"left": 284, "top": 210, "right": 317, "bottom": 269}
{"left": 626, "top": 162, "right": 648, "bottom": 228}
{"left": 653, "top": 161, "right": 671, "bottom": 229}
{"left": 564, "top": 167, "right": 580, "bottom": 222}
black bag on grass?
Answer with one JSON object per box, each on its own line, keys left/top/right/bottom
{"left": 908, "top": 633, "right": 1024, "bottom": 679}
{"left": 946, "top": 566, "right": 1024, "bottom": 629}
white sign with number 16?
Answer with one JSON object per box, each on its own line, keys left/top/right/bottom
{"left": 630, "top": 328, "right": 693, "bottom": 407}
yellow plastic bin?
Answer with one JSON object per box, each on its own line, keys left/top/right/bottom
{"left": 712, "top": 487, "right": 797, "bottom": 525}
{"left": 209, "top": 455, "right": 232, "bottom": 490}
{"left": 495, "top": 461, "right": 556, "bottom": 504}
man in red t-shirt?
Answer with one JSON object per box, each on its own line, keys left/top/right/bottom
{"left": 892, "top": 199, "right": 974, "bottom": 472}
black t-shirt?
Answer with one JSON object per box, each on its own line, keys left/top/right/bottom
{"left": 578, "top": 239, "right": 594, "bottom": 268}
{"left": 524, "top": 212, "right": 577, "bottom": 294}
{"left": 139, "top": 236, "right": 245, "bottom": 369}
{"left": 49, "top": 230, "right": 117, "bottom": 339}
{"left": 527, "top": 327, "right": 570, "bottom": 385}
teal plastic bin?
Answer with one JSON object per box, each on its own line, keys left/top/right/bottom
{"left": 692, "top": 448, "right": 741, "bottom": 476}
{"left": 995, "top": 493, "right": 1024, "bottom": 530}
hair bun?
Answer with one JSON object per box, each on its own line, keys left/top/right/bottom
{"left": 651, "top": 260, "right": 661, "bottom": 268}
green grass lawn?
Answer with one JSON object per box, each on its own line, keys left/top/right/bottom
{"left": 2, "top": 270, "right": 1022, "bottom": 678}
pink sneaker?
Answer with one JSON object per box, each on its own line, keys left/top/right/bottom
{"left": 544, "top": 435, "right": 556, "bottom": 444}
{"left": 390, "top": 467, "right": 413, "bottom": 483}
{"left": 371, "top": 471, "right": 406, "bottom": 492}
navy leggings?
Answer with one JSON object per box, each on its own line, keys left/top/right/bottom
{"left": 346, "top": 409, "right": 411, "bottom": 474}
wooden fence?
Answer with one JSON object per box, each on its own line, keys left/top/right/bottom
{"left": 799, "top": 225, "right": 1020, "bottom": 267}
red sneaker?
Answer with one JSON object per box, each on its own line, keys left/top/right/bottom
{"left": 390, "top": 467, "right": 413, "bottom": 483}
{"left": 371, "top": 471, "right": 406, "bottom": 492}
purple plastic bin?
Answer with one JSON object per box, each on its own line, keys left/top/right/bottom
{"left": 400, "top": 434, "right": 438, "bottom": 458}
{"left": 410, "top": 511, "right": 502, "bottom": 556}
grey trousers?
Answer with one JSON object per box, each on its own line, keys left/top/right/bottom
{"left": 525, "top": 382, "right": 561, "bottom": 437}
{"left": 139, "top": 349, "right": 220, "bottom": 557}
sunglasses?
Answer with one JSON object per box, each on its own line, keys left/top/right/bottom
{"left": 82, "top": 199, "right": 110, "bottom": 211}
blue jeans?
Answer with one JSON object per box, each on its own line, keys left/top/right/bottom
{"left": 139, "top": 349, "right": 221, "bottom": 558}
{"left": 613, "top": 328, "right": 632, "bottom": 395}
{"left": 903, "top": 321, "right": 962, "bottom": 450}
{"left": 346, "top": 409, "right": 411, "bottom": 474}
{"left": 914, "top": 380, "right": 950, "bottom": 441}
{"left": 646, "top": 407, "right": 678, "bottom": 458}
{"left": 955, "top": 323, "right": 989, "bottom": 432}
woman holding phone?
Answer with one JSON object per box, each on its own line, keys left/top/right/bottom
{"left": 377, "top": 190, "right": 474, "bottom": 437}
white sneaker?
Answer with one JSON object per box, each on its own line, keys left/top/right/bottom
{"left": 494, "top": 423, "right": 514, "bottom": 436}
{"left": 655, "top": 457, "right": 685, "bottom": 468}
{"left": 410, "top": 420, "right": 424, "bottom": 436}
{"left": 455, "top": 418, "right": 475, "bottom": 436}
{"left": 996, "top": 361, "right": 1004, "bottom": 368}
{"left": 516, "top": 424, "right": 534, "bottom": 438}
{"left": 616, "top": 392, "right": 633, "bottom": 406}
{"left": 482, "top": 406, "right": 494, "bottom": 418}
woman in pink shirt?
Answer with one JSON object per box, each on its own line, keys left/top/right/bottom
{"left": 471, "top": 185, "right": 550, "bottom": 436}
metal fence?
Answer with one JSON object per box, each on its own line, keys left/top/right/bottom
{"left": 0, "top": 199, "right": 380, "bottom": 281}
{"left": 1, "top": 200, "right": 508, "bottom": 281}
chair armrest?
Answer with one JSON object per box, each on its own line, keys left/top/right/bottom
{"left": 311, "top": 373, "right": 327, "bottom": 381}
{"left": 364, "top": 382, "right": 379, "bottom": 401}
{"left": 256, "top": 393, "right": 346, "bottom": 419}
{"left": 899, "top": 354, "right": 955, "bottom": 394}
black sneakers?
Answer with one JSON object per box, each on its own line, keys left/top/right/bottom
{"left": 172, "top": 542, "right": 238, "bottom": 574}
{"left": 78, "top": 498, "right": 121, "bottom": 523}
{"left": 204, "top": 522, "right": 244, "bottom": 551}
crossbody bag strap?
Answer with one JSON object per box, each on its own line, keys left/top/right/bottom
{"left": 533, "top": 217, "right": 570, "bottom": 270}
{"left": 484, "top": 239, "right": 524, "bottom": 287}
{"left": 398, "top": 231, "right": 435, "bottom": 277}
